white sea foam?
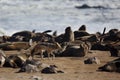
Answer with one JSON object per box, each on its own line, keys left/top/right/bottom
{"left": 0, "top": 0, "right": 120, "bottom": 36}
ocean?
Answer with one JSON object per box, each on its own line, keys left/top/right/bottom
{"left": 0, "top": 0, "right": 120, "bottom": 36}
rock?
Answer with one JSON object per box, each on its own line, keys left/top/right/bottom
{"left": 75, "top": 4, "right": 107, "bottom": 9}
{"left": 30, "top": 76, "right": 43, "bottom": 80}
{"left": 75, "top": 4, "right": 91, "bottom": 9}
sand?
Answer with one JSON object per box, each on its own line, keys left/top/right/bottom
{"left": 0, "top": 50, "right": 120, "bottom": 80}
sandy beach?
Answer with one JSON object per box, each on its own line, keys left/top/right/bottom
{"left": 0, "top": 50, "right": 119, "bottom": 80}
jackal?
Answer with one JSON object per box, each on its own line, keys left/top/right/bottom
{"left": 31, "top": 42, "right": 62, "bottom": 59}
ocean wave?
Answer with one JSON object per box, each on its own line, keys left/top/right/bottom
{"left": 0, "top": 28, "right": 5, "bottom": 36}
{"left": 0, "top": 0, "right": 120, "bottom": 36}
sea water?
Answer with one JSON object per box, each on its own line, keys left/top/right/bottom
{"left": 0, "top": 0, "right": 120, "bottom": 36}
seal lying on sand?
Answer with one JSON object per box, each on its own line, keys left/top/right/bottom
{"left": 0, "top": 49, "right": 6, "bottom": 67}
{"left": 98, "top": 58, "right": 120, "bottom": 72}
